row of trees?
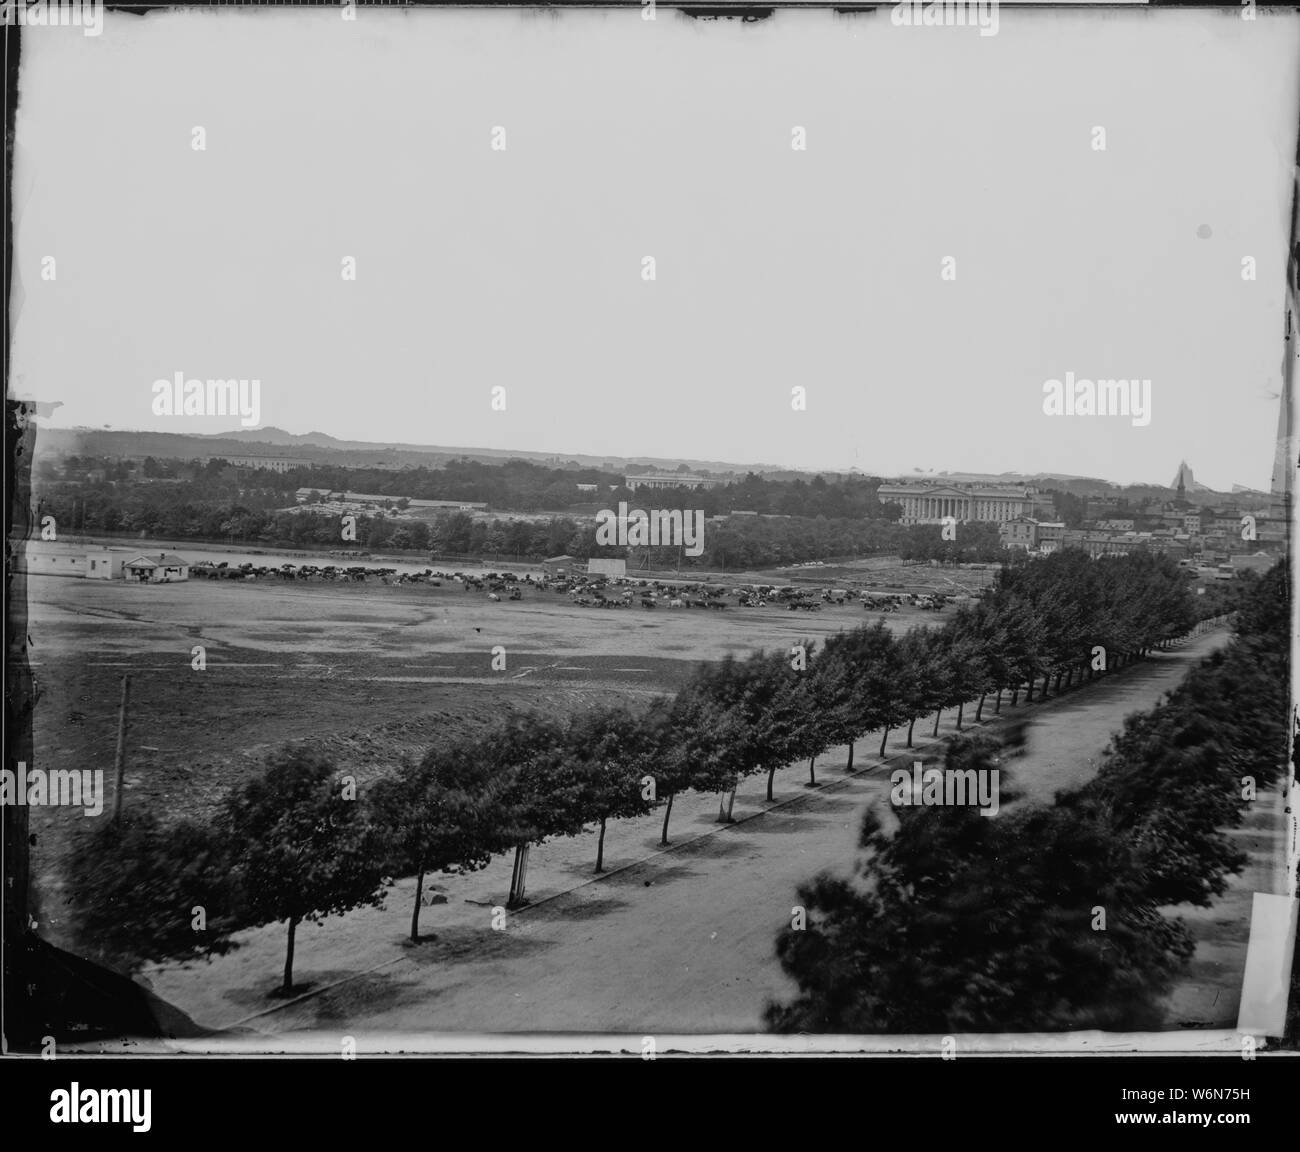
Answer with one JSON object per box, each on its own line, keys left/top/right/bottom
{"left": 38, "top": 458, "right": 903, "bottom": 524}
{"left": 36, "top": 479, "right": 1007, "bottom": 566}
{"left": 69, "top": 550, "right": 1214, "bottom": 997}
{"left": 766, "top": 560, "right": 1286, "bottom": 1032}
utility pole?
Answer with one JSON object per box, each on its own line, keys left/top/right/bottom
{"left": 112, "top": 675, "right": 131, "bottom": 821}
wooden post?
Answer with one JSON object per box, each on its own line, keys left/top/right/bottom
{"left": 112, "top": 675, "right": 131, "bottom": 821}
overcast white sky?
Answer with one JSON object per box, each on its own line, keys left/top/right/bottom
{"left": 9, "top": 6, "right": 1299, "bottom": 489}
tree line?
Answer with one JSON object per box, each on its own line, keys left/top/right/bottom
{"left": 766, "top": 559, "right": 1286, "bottom": 1032}
{"left": 67, "top": 550, "right": 1227, "bottom": 1000}
{"left": 37, "top": 484, "right": 1007, "bottom": 569}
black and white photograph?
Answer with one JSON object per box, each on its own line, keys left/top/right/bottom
{"left": 4, "top": 0, "right": 1298, "bottom": 1119}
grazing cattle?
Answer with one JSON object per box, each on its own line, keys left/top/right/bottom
{"left": 487, "top": 592, "right": 500, "bottom": 602}
{"left": 669, "top": 599, "right": 684, "bottom": 608}
{"left": 641, "top": 598, "right": 656, "bottom": 609}
{"left": 708, "top": 601, "right": 726, "bottom": 611}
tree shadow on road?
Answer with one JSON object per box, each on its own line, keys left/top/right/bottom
{"left": 532, "top": 894, "right": 631, "bottom": 922}
{"left": 401, "top": 924, "right": 557, "bottom": 967}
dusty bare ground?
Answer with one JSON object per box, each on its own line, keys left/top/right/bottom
{"left": 21, "top": 571, "right": 920, "bottom": 946}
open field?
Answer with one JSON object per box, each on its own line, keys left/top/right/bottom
{"left": 19, "top": 568, "right": 934, "bottom": 949}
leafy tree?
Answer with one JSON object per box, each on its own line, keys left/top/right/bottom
{"left": 767, "top": 735, "right": 1188, "bottom": 1033}
{"left": 371, "top": 748, "right": 504, "bottom": 943}
{"left": 567, "top": 705, "right": 657, "bottom": 872}
{"left": 66, "top": 810, "right": 238, "bottom": 972}
{"left": 457, "top": 712, "right": 578, "bottom": 909}
{"left": 220, "top": 748, "right": 388, "bottom": 995}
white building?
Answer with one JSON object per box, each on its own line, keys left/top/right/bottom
{"left": 85, "top": 547, "right": 135, "bottom": 580}
{"left": 19, "top": 541, "right": 90, "bottom": 577}
{"left": 625, "top": 473, "right": 722, "bottom": 492}
{"left": 587, "top": 558, "right": 627, "bottom": 578}
{"left": 878, "top": 483, "right": 1038, "bottom": 525}
{"left": 209, "top": 456, "right": 306, "bottom": 473}
{"left": 122, "top": 553, "right": 191, "bottom": 583}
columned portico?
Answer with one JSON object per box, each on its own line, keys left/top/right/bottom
{"left": 878, "top": 482, "right": 1039, "bottom": 526}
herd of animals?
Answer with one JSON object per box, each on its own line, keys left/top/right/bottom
{"left": 188, "top": 560, "right": 957, "bottom": 612}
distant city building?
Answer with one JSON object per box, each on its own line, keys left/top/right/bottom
{"left": 878, "top": 482, "right": 1037, "bottom": 525}
{"left": 294, "top": 488, "right": 487, "bottom": 512}
{"left": 1095, "top": 519, "right": 1135, "bottom": 532}
{"left": 1035, "top": 522, "right": 1066, "bottom": 553}
{"left": 208, "top": 455, "right": 306, "bottom": 473}
{"left": 999, "top": 518, "right": 1037, "bottom": 550}
{"left": 624, "top": 473, "right": 722, "bottom": 492}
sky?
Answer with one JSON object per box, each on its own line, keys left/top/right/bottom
{"left": 9, "top": 5, "right": 1299, "bottom": 490}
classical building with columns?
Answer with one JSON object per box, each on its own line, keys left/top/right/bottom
{"left": 877, "top": 482, "right": 1039, "bottom": 525}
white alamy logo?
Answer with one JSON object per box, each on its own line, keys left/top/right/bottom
{"left": 50, "top": 1084, "right": 151, "bottom": 1133}
{"left": 152, "top": 373, "right": 261, "bottom": 427}
{"left": 890, "top": 761, "right": 1000, "bottom": 817}
{"left": 1, "top": 1, "right": 103, "bottom": 36}
{"left": 891, "top": 1, "right": 998, "bottom": 37}
{"left": 1, "top": 762, "right": 104, "bottom": 817}
{"left": 1042, "top": 373, "right": 1151, "bottom": 427}
{"left": 595, "top": 502, "right": 705, "bottom": 557}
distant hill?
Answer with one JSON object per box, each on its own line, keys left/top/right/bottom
{"left": 33, "top": 426, "right": 791, "bottom": 477}
{"left": 29, "top": 426, "right": 1236, "bottom": 497}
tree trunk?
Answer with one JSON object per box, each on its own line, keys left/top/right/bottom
{"left": 906, "top": 716, "right": 917, "bottom": 748}
{"left": 808, "top": 756, "right": 816, "bottom": 786}
{"left": 845, "top": 740, "right": 855, "bottom": 772}
{"left": 956, "top": 700, "right": 964, "bottom": 730}
{"left": 717, "top": 782, "right": 737, "bottom": 823}
{"left": 879, "top": 726, "right": 890, "bottom": 757}
{"left": 975, "top": 693, "right": 986, "bottom": 722}
{"left": 660, "top": 792, "right": 675, "bottom": 846}
{"left": 283, "top": 916, "right": 298, "bottom": 994}
{"left": 595, "top": 816, "right": 607, "bottom": 873}
{"left": 1010, "top": 686, "right": 1019, "bottom": 706}
{"left": 508, "top": 843, "right": 531, "bottom": 908}
{"left": 1025, "top": 678, "right": 1034, "bottom": 703}
{"left": 766, "top": 765, "right": 777, "bottom": 802}
{"left": 994, "top": 687, "right": 1002, "bottom": 714}
{"left": 932, "top": 709, "right": 941, "bottom": 738}
{"left": 410, "top": 866, "right": 425, "bottom": 943}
